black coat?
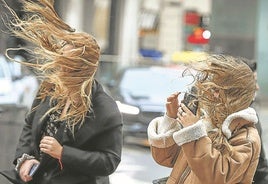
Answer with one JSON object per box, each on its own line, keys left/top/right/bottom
{"left": 0, "top": 80, "right": 123, "bottom": 184}
{"left": 253, "top": 113, "right": 268, "bottom": 184}
{"left": 250, "top": 100, "right": 268, "bottom": 184}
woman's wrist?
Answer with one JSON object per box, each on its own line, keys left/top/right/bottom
{"left": 15, "top": 153, "right": 35, "bottom": 172}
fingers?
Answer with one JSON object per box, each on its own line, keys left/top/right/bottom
{"left": 40, "top": 136, "right": 57, "bottom": 144}
{"left": 166, "top": 92, "right": 180, "bottom": 118}
{"left": 21, "top": 172, "right": 32, "bottom": 182}
{"left": 181, "top": 103, "right": 194, "bottom": 114}
{"left": 178, "top": 103, "right": 191, "bottom": 116}
{"left": 41, "top": 136, "right": 54, "bottom": 142}
{"left": 39, "top": 136, "right": 63, "bottom": 159}
{"left": 177, "top": 106, "right": 186, "bottom": 117}
{"left": 178, "top": 104, "right": 199, "bottom": 127}
{"left": 40, "top": 136, "right": 54, "bottom": 153}
{"left": 167, "top": 92, "right": 180, "bottom": 102}
{"left": 40, "top": 137, "right": 53, "bottom": 145}
{"left": 19, "top": 160, "right": 38, "bottom": 182}
{"left": 40, "top": 143, "right": 51, "bottom": 152}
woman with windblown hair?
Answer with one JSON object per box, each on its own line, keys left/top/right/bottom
{"left": 148, "top": 55, "right": 261, "bottom": 184}
{"left": 0, "top": 0, "right": 123, "bottom": 184}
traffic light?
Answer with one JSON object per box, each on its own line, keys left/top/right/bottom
{"left": 184, "top": 10, "right": 211, "bottom": 45}
{"left": 187, "top": 27, "right": 211, "bottom": 44}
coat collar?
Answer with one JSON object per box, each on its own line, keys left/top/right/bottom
{"left": 32, "top": 96, "right": 97, "bottom": 147}
{"left": 32, "top": 97, "right": 51, "bottom": 151}
{"left": 221, "top": 107, "right": 258, "bottom": 138}
{"left": 204, "top": 107, "right": 258, "bottom": 139}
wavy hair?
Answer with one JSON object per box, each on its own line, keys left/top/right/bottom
{"left": 192, "top": 54, "right": 256, "bottom": 126}
{"left": 188, "top": 54, "right": 256, "bottom": 153}
{"left": 4, "top": 0, "right": 100, "bottom": 131}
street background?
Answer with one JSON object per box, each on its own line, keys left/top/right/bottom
{"left": 1, "top": 0, "right": 268, "bottom": 183}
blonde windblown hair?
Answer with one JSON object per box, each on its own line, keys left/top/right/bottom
{"left": 4, "top": 0, "right": 100, "bottom": 131}
{"left": 189, "top": 54, "right": 256, "bottom": 153}
{"left": 192, "top": 54, "right": 256, "bottom": 126}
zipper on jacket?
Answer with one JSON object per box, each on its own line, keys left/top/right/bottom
{"left": 178, "top": 166, "right": 191, "bottom": 184}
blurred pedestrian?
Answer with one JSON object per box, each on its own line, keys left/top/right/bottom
{"left": 242, "top": 59, "right": 268, "bottom": 184}
{"left": 148, "top": 54, "right": 261, "bottom": 184}
{"left": 0, "top": 0, "right": 123, "bottom": 184}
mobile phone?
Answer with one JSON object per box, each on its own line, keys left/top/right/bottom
{"left": 29, "top": 163, "right": 39, "bottom": 177}
{"left": 181, "top": 88, "right": 198, "bottom": 115}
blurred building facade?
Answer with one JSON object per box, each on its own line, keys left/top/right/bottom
{"left": 1, "top": 0, "right": 267, "bottom": 96}
{"left": 55, "top": 0, "right": 268, "bottom": 95}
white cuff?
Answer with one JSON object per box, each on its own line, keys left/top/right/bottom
{"left": 147, "top": 115, "right": 182, "bottom": 148}
{"left": 173, "top": 120, "right": 207, "bottom": 146}
{"left": 157, "top": 114, "right": 182, "bottom": 134}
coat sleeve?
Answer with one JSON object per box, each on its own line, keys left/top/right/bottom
{"left": 147, "top": 114, "right": 182, "bottom": 167}
{"left": 179, "top": 126, "right": 261, "bottom": 184}
{"left": 13, "top": 97, "right": 41, "bottom": 164}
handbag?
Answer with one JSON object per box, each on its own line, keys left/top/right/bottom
{"left": 152, "top": 176, "right": 168, "bottom": 184}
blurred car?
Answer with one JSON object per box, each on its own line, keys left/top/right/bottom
{"left": 107, "top": 65, "right": 194, "bottom": 146}
{"left": 0, "top": 54, "right": 38, "bottom": 109}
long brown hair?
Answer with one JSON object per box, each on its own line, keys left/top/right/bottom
{"left": 3, "top": 0, "right": 100, "bottom": 131}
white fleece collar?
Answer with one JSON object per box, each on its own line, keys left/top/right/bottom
{"left": 221, "top": 107, "right": 258, "bottom": 139}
